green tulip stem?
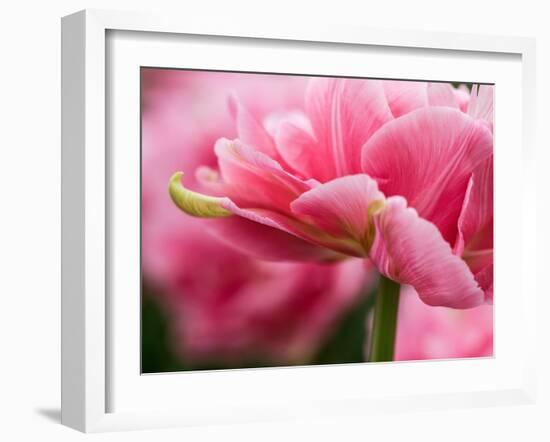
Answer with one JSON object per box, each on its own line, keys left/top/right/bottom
{"left": 369, "top": 275, "right": 401, "bottom": 362}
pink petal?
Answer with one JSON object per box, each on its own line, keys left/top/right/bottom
{"left": 455, "top": 158, "right": 493, "bottom": 302}
{"left": 467, "top": 84, "right": 494, "bottom": 130}
{"left": 207, "top": 140, "right": 372, "bottom": 257}
{"left": 383, "top": 81, "right": 461, "bottom": 118}
{"left": 361, "top": 107, "right": 493, "bottom": 244}
{"left": 383, "top": 80, "right": 428, "bottom": 117}
{"left": 213, "top": 138, "right": 313, "bottom": 213}
{"left": 455, "top": 158, "right": 493, "bottom": 254}
{"left": 227, "top": 94, "right": 278, "bottom": 157}
{"left": 221, "top": 199, "right": 369, "bottom": 258}
{"left": 454, "top": 85, "right": 471, "bottom": 112}
{"left": 394, "top": 286, "right": 493, "bottom": 361}
{"left": 369, "top": 196, "right": 485, "bottom": 308}
{"left": 205, "top": 215, "right": 339, "bottom": 262}
{"left": 427, "top": 83, "right": 459, "bottom": 108}
{"left": 303, "top": 77, "right": 393, "bottom": 181}
{"left": 263, "top": 110, "right": 311, "bottom": 138}
{"left": 473, "top": 263, "right": 493, "bottom": 303}
{"left": 274, "top": 118, "right": 319, "bottom": 179}
{"left": 290, "top": 174, "right": 385, "bottom": 255}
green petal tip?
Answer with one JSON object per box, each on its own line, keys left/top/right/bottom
{"left": 168, "top": 172, "right": 232, "bottom": 218}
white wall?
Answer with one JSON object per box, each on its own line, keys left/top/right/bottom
{"left": 0, "top": 1, "right": 548, "bottom": 440}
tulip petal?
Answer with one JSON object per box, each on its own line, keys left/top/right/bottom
{"left": 384, "top": 81, "right": 460, "bottom": 117}
{"left": 227, "top": 94, "right": 278, "bottom": 157}
{"left": 427, "top": 83, "right": 459, "bottom": 108}
{"left": 369, "top": 196, "right": 485, "bottom": 308}
{"left": 468, "top": 84, "right": 494, "bottom": 130}
{"left": 393, "top": 286, "right": 494, "bottom": 361}
{"left": 168, "top": 170, "right": 350, "bottom": 261}
{"left": 455, "top": 158, "right": 493, "bottom": 254}
{"left": 383, "top": 80, "right": 428, "bottom": 118}
{"left": 206, "top": 215, "right": 340, "bottom": 262}
{"left": 362, "top": 107, "right": 493, "bottom": 244}
{"left": 275, "top": 119, "right": 319, "bottom": 179}
{"left": 290, "top": 174, "right": 385, "bottom": 255}
{"left": 455, "top": 158, "right": 493, "bottom": 301}
{"left": 221, "top": 199, "right": 369, "bottom": 258}
{"left": 171, "top": 169, "right": 352, "bottom": 260}
{"left": 454, "top": 85, "right": 471, "bottom": 113}
{"left": 214, "top": 138, "right": 314, "bottom": 213}
{"left": 304, "top": 77, "right": 393, "bottom": 181}
{"left": 473, "top": 263, "right": 493, "bottom": 303}
{"left": 197, "top": 139, "right": 368, "bottom": 257}
{"left": 169, "top": 172, "right": 232, "bottom": 218}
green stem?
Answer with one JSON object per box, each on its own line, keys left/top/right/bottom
{"left": 369, "top": 276, "right": 401, "bottom": 362}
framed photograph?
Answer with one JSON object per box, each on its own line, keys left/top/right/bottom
{"left": 61, "top": 9, "right": 537, "bottom": 433}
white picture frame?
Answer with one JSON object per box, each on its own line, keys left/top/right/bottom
{"left": 61, "top": 9, "right": 537, "bottom": 433}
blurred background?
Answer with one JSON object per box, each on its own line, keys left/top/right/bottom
{"left": 140, "top": 68, "right": 493, "bottom": 373}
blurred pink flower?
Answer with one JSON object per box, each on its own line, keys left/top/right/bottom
{"left": 393, "top": 287, "right": 493, "bottom": 361}
{"left": 142, "top": 70, "right": 369, "bottom": 364}
{"left": 170, "top": 78, "right": 494, "bottom": 309}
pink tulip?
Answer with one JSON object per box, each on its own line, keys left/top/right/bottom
{"left": 382, "top": 80, "right": 460, "bottom": 118}
{"left": 142, "top": 69, "right": 368, "bottom": 364}
{"left": 393, "top": 287, "right": 493, "bottom": 361}
{"left": 454, "top": 84, "right": 471, "bottom": 113}
{"left": 170, "top": 78, "right": 494, "bottom": 309}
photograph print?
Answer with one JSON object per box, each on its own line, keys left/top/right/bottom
{"left": 140, "top": 68, "right": 494, "bottom": 373}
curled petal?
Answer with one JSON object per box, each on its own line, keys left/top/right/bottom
{"left": 362, "top": 107, "right": 493, "bottom": 244}
{"left": 455, "top": 158, "right": 493, "bottom": 255}
{"left": 193, "top": 140, "right": 369, "bottom": 258}
{"left": 290, "top": 174, "right": 385, "bottom": 255}
{"left": 221, "top": 200, "right": 368, "bottom": 258}
{"left": 169, "top": 172, "right": 232, "bottom": 218}
{"left": 455, "top": 158, "right": 493, "bottom": 302}
{"left": 369, "top": 196, "right": 484, "bottom": 309}
{"left": 214, "top": 138, "right": 314, "bottom": 212}
{"left": 170, "top": 171, "right": 343, "bottom": 260}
